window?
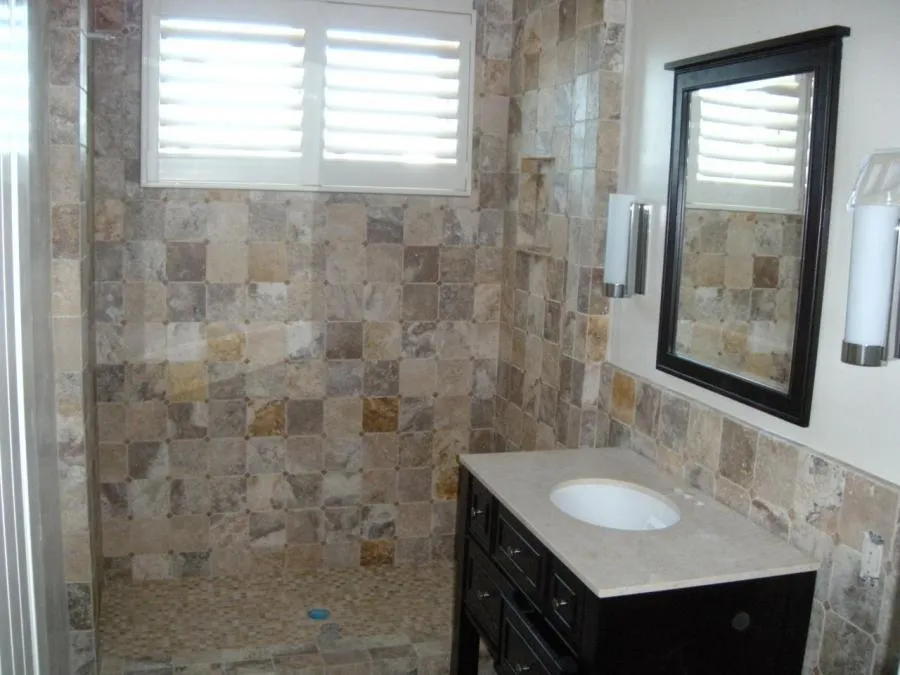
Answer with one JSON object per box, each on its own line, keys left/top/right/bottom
{"left": 685, "top": 74, "right": 813, "bottom": 214}
{"left": 141, "top": 0, "right": 475, "bottom": 195}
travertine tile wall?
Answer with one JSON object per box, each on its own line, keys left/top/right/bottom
{"left": 92, "top": 0, "right": 512, "bottom": 580}
{"left": 30, "top": 0, "right": 88, "bottom": 672}
{"left": 678, "top": 208, "right": 803, "bottom": 389}
{"left": 495, "top": 0, "right": 624, "bottom": 452}
{"left": 48, "top": 0, "right": 100, "bottom": 669}
{"left": 601, "top": 364, "right": 900, "bottom": 675}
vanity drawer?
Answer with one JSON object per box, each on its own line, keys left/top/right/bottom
{"left": 546, "top": 560, "right": 583, "bottom": 648}
{"left": 464, "top": 542, "right": 510, "bottom": 648}
{"left": 468, "top": 476, "right": 494, "bottom": 550}
{"left": 499, "top": 602, "right": 576, "bottom": 675}
{"left": 495, "top": 508, "right": 544, "bottom": 602}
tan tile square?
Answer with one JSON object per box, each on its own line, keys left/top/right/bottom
{"left": 363, "top": 398, "right": 400, "bottom": 433}
{"left": 167, "top": 362, "right": 208, "bottom": 402}
{"left": 206, "top": 243, "right": 248, "bottom": 283}
{"left": 360, "top": 540, "right": 394, "bottom": 566}
{"left": 247, "top": 400, "right": 285, "bottom": 437}
{"left": 364, "top": 322, "right": 401, "bottom": 360}
{"left": 246, "top": 322, "right": 287, "bottom": 364}
{"left": 326, "top": 203, "right": 366, "bottom": 242}
{"left": 610, "top": 371, "right": 635, "bottom": 424}
{"left": 437, "top": 360, "right": 472, "bottom": 396}
{"left": 207, "top": 322, "right": 246, "bottom": 362}
{"left": 400, "top": 358, "right": 436, "bottom": 396}
{"left": 249, "top": 242, "right": 287, "bottom": 282}
{"left": 325, "top": 398, "right": 362, "bottom": 434}
{"left": 838, "top": 472, "right": 899, "bottom": 551}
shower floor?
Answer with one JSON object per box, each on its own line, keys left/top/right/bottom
{"left": 98, "top": 561, "right": 469, "bottom": 674}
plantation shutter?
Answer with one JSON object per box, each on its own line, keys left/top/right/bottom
{"left": 317, "top": 3, "right": 473, "bottom": 193}
{"left": 143, "top": 0, "right": 314, "bottom": 188}
{"left": 142, "top": 0, "right": 475, "bottom": 194}
{"left": 686, "top": 74, "right": 811, "bottom": 214}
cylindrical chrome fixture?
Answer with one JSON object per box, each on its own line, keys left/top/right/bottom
{"left": 841, "top": 150, "right": 900, "bottom": 366}
{"left": 603, "top": 194, "right": 651, "bottom": 298}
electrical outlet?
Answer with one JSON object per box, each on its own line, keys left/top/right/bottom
{"left": 860, "top": 531, "right": 884, "bottom": 583}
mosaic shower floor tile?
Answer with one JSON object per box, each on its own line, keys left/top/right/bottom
{"left": 98, "top": 562, "right": 459, "bottom": 673}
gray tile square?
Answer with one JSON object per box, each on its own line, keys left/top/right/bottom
{"left": 363, "top": 361, "right": 400, "bottom": 396}
{"left": 403, "top": 247, "right": 439, "bottom": 283}
{"left": 367, "top": 206, "right": 404, "bottom": 244}
{"left": 402, "top": 285, "right": 438, "bottom": 321}
{"left": 326, "top": 323, "right": 363, "bottom": 360}
{"left": 327, "top": 360, "right": 364, "bottom": 397}
{"left": 287, "top": 399, "right": 325, "bottom": 436}
{"left": 166, "top": 243, "right": 206, "bottom": 282}
{"left": 439, "top": 285, "right": 474, "bottom": 320}
{"left": 167, "top": 283, "right": 206, "bottom": 321}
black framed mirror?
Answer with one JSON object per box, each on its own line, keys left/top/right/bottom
{"left": 657, "top": 27, "right": 850, "bottom": 427}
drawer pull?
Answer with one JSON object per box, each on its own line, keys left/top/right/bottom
{"left": 551, "top": 597, "right": 569, "bottom": 610}
{"left": 504, "top": 545, "right": 522, "bottom": 557}
{"left": 512, "top": 664, "right": 532, "bottom": 674}
{"left": 471, "top": 507, "right": 485, "bottom": 518}
{"left": 476, "top": 590, "right": 492, "bottom": 600}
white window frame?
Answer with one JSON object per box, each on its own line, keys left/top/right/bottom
{"left": 141, "top": 0, "right": 476, "bottom": 196}
{"left": 685, "top": 75, "right": 813, "bottom": 216}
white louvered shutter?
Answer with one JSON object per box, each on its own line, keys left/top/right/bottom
{"left": 317, "top": 3, "right": 474, "bottom": 194}
{"left": 143, "top": 0, "right": 313, "bottom": 188}
{"left": 686, "top": 74, "right": 812, "bottom": 214}
{"left": 141, "top": 0, "right": 475, "bottom": 195}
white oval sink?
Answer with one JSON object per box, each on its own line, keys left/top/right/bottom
{"left": 550, "top": 479, "right": 681, "bottom": 531}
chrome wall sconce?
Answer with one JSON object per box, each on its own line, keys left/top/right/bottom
{"left": 841, "top": 150, "right": 900, "bottom": 366}
{"left": 603, "top": 194, "right": 651, "bottom": 298}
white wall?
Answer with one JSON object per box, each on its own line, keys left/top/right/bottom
{"left": 613, "top": 0, "right": 900, "bottom": 485}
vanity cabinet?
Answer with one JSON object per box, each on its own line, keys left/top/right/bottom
{"left": 451, "top": 467, "right": 816, "bottom": 675}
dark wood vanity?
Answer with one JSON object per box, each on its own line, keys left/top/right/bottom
{"left": 451, "top": 465, "right": 817, "bottom": 675}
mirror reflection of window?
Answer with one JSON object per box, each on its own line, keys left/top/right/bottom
{"left": 686, "top": 73, "right": 814, "bottom": 215}
{"left": 675, "top": 73, "right": 815, "bottom": 393}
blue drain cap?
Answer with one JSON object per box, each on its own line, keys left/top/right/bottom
{"left": 308, "top": 608, "right": 331, "bottom": 621}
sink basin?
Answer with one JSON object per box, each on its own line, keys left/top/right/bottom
{"left": 550, "top": 479, "right": 681, "bottom": 531}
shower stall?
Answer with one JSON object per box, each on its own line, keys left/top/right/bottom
{"left": 13, "top": 0, "right": 627, "bottom": 670}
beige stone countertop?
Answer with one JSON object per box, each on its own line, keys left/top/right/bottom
{"left": 461, "top": 447, "right": 818, "bottom": 599}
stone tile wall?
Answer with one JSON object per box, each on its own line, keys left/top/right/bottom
{"left": 495, "top": 0, "right": 625, "bottom": 452}
{"left": 92, "top": 0, "right": 513, "bottom": 580}
{"left": 29, "top": 1, "right": 88, "bottom": 673}
{"left": 601, "top": 363, "right": 900, "bottom": 675}
{"left": 47, "top": 0, "right": 100, "bottom": 669}
{"left": 678, "top": 208, "right": 803, "bottom": 389}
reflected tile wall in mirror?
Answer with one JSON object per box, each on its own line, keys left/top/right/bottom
{"left": 674, "top": 73, "right": 814, "bottom": 392}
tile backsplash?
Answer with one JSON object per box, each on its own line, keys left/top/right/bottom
{"left": 93, "top": 0, "right": 513, "bottom": 580}
{"left": 601, "top": 363, "right": 900, "bottom": 674}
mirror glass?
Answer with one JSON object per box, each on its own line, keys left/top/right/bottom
{"left": 674, "top": 73, "right": 815, "bottom": 392}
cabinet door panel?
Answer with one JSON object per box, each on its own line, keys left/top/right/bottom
{"left": 598, "top": 574, "right": 814, "bottom": 674}
{"left": 464, "top": 541, "right": 510, "bottom": 650}
{"left": 467, "top": 476, "right": 494, "bottom": 551}
{"left": 495, "top": 510, "right": 544, "bottom": 601}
